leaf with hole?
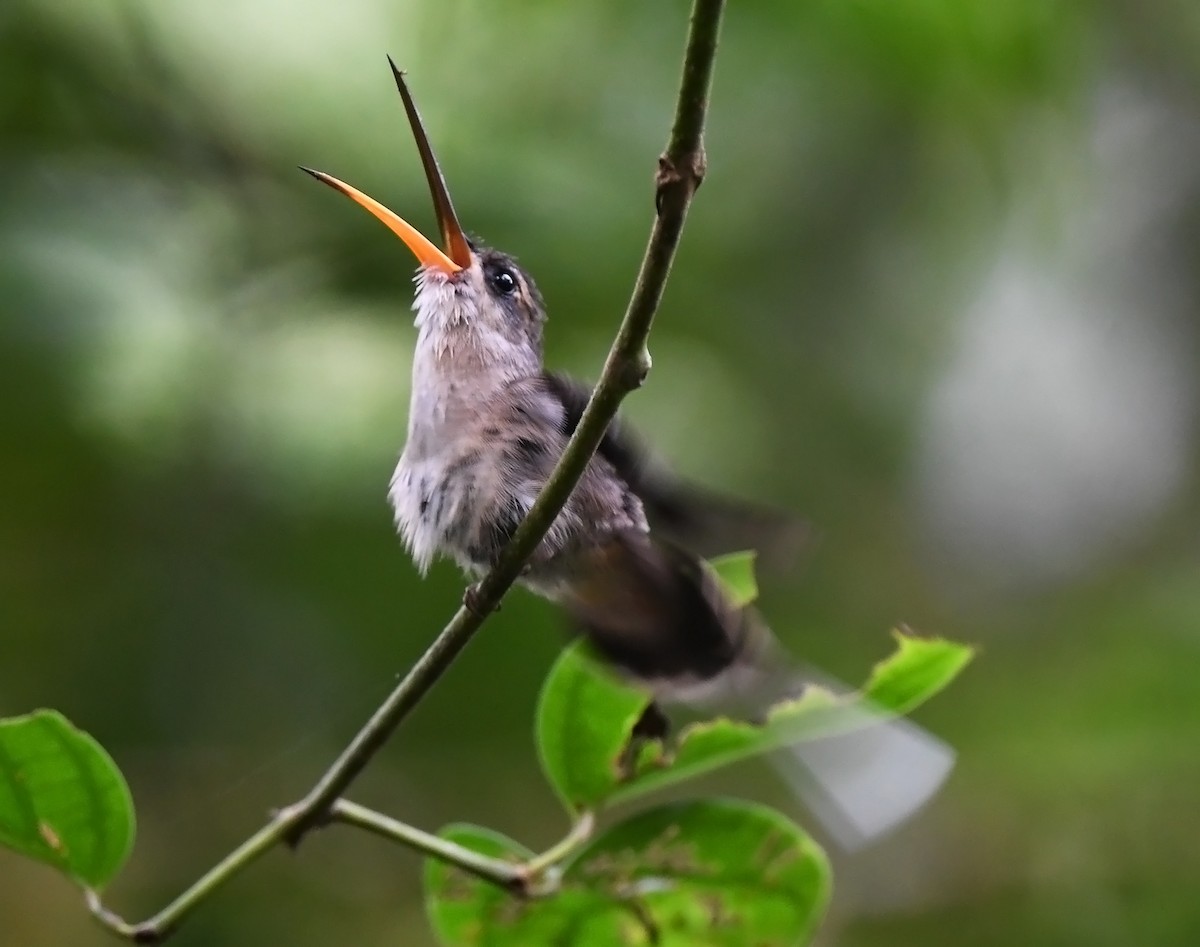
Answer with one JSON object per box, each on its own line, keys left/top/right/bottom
{"left": 0, "top": 710, "right": 135, "bottom": 889}
{"left": 424, "top": 823, "right": 614, "bottom": 946}
{"left": 565, "top": 798, "right": 830, "bottom": 945}
{"left": 533, "top": 550, "right": 761, "bottom": 813}
{"left": 536, "top": 631, "right": 972, "bottom": 812}
{"left": 535, "top": 642, "right": 651, "bottom": 813}
{"left": 615, "top": 631, "right": 971, "bottom": 805}
{"left": 424, "top": 800, "right": 830, "bottom": 946}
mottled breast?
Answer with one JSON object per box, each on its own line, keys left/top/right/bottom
{"left": 390, "top": 373, "right": 651, "bottom": 580}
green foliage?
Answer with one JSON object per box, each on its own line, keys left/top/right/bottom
{"left": 615, "top": 634, "right": 970, "bottom": 806}
{"left": 424, "top": 825, "right": 543, "bottom": 945}
{"left": 863, "top": 629, "right": 975, "bottom": 714}
{"left": 0, "top": 710, "right": 135, "bottom": 889}
{"left": 0, "top": 552, "right": 969, "bottom": 947}
{"left": 535, "top": 623, "right": 972, "bottom": 813}
{"left": 425, "top": 800, "right": 830, "bottom": 947}
{"left": 707, "top": 550, "right": 759, "bottom": 607}
{"left": 535, "top": 643, "right": 650, "bottom": 813}
{"left": 507, "top": 548, "right": 971, "bottom": 947}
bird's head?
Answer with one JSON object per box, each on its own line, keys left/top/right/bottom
{"left": 303, "top": 60, "right": 547, "bottom": 367}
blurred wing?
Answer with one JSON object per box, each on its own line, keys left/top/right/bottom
{"left": 646, "top": 631, "right": 955, "bottom": 850}
{"left": 542, "top": 373, "right": 946, "bottom": 846}
{"left": 542, "top": 371, "right": 809, "bottom": 571}
{"left": 637, "top": 476, "right": 813, "bottom": 572}
{"left": 717, "top": 656, "right": 955, "bottom": 850}
{"left": 558, "top": 522, "right": 954, "bottom": 849}
{"left": 655, "top": 654, "right": 955, "bottom": 849}
{"left": 769, "top": 706, "right": 955, "bottom": 851}
{"left": 677, "top": 660, "right": 956, "bottom": 850}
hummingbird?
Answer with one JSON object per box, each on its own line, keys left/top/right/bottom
{"left": 303, "top": 60, "right": 954, "bottom": 848}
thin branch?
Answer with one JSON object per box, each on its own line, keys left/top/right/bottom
{"left": 331, "top": 801, "right": 596, "bottom": 897}
{"left": 87, "top": 820, "right": 289, "bottom": 944}
{"left": 88, "top": 0, "right": 726, "bottom": 940}
{"left": 284, "top": 0, "right": 725, "bottom": 844}
{"left": 330, "top": 801, "right": 527, "bottom": 892}
{"left": 520, "top": 811, "right": 596, "bottom": 880}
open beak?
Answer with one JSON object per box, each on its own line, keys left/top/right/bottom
{"left": 301, "top": 59, "right": 473, "bottom": 275}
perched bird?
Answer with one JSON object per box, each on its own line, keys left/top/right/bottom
{"left": 303, "top": 60, "right": 953, "bottom": 848}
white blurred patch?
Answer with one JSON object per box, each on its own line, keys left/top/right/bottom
{"left": 915, "top": 85, "right": 1200, "bottom": 587}
{"left": 773, "top": 715, "right": 955, "bottom": 852}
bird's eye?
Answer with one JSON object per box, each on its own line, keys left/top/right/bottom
{"left": 489, "top": 268, "right": 518, "bottom": 297}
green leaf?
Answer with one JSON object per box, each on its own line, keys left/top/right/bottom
{"left": 614, "top": 688, "right": 846, "bottom": 806}
{"left": 612, "top": 633, "right": 973, "bottom": 806}
{"left": 537, "top": 633, "right": 973, "bottom": 812}
{"left": 424, "top": 825, "right": 539, "bottom": 946}
{"left": 533, "top": 551, "right": 763, "bottom": 813}
{"left": 0, "top": 710, "right": 135, "bottom": 889}
{"left": 535, "top": 642, "right": 652, "bottom": 812}
{"left": 566, "top": 799, "right": 830, "bottom": 946}
{"left": 423, "top": 801, "right": 830, "bottom": 947}
{"left": 424, "top": 824, "right": 621, "bottom": 946}
{"left": 863, "top": 628, "right": 975, "bottom": 714}
{"left": 707, "top": 551, "right": 759, "bottom": 607}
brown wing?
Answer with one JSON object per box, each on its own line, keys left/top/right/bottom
{"left": 541, "top": 372, "right": 810, "bottom": 571}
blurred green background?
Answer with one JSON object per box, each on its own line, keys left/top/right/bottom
{"left": 3, "top": 0, "right": 1200, "bottom": 944}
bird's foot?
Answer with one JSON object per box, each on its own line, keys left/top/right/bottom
{"left": 463, "top": 583, "right": 497, "bottom": 617}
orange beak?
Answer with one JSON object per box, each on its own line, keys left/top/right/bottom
{"left": 302, "top": 59, "right": 473, "bottom": 275}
